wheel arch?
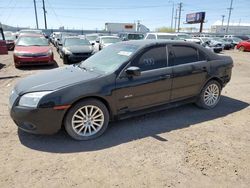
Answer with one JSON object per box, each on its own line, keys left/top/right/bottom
{"left": 62, "top": 96, "right": 113, "bottom": 128}
{"left": 199, "top": 77, "right": 223, "bottom": 93}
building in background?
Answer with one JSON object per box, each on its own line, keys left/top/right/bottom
{"left": 211, "top": 20, "right": 250, "bottom": 35}
{"left": 105, "top": 22, "right": 149, "bottom": 33}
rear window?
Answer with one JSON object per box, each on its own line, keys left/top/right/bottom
{"left": 170, "top": 45, "right": 199, "bottom": 66}
{"left": 127, "top": 34, "right": 144, "bottom": 40}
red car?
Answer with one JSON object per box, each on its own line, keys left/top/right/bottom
{"left": 236, "top": 40, "right": 250, "bottom": 52}
{"left": 13, "top": 34, "right": 54, "bottom": 68}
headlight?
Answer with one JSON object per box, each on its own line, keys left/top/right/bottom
{"left": 63, "top": 48, "right": 72, "bottom": 55}
{"left": 14, "top": 51, "right": 25, "bottom": 56}
{"left": 47, "top": 49, "right": 53, "bottom": 56}
{"left": 19, "top": 91, "right": 52, "bottom": 108}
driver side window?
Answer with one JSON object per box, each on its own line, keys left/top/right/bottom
{"left": 131, "top": 46, "right": 167, "bottom": 72}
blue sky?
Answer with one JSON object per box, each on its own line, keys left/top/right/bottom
{"left": 0, "top": 0, "right": 249, "bottom": 30}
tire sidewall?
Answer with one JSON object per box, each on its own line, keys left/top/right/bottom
{"left": 198, "top": 80, "right": 222, "bottom": 109}
{"left": 64, "top": 99, "right": 109, "bottom": 140}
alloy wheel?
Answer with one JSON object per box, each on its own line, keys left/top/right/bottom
{"left": 203, "top": 84, "right": 220, "bottom": 106}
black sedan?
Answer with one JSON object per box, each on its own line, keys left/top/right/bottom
{"left": 58, "top": 37, "right": 94, "bottom": 64}
{"left": 9, "top": 40, "right": 233, "bottom": 140}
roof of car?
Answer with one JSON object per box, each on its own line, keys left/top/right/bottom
{"left": 99, "top": 36, "right": 120, "bottom": 39}
{"left": 146, "top": 32, "right": 176, "bottom": 36}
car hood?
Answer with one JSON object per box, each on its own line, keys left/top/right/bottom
{"left": 15, "top": 46, "right": 50, "bottom": 54}
{"left": 14, "top": 65, "right": 102, "bottom": 95}
{"left": 66, "top": 45, "right": 93, "bottom": 53}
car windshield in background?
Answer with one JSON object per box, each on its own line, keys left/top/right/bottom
{"left": 5, "top": 35, "right": 16, "bottom": 40}
{"left": 65, "top": 38, "right": 90, "bottom": 46}
{"left": 86, "top": 36, "right": 97, "bottom": 41}
{"left": 19, "top": 30, "right": 43, "bottom": 35}
{"left": 16, "top": 37, "right": 48, "bottom": 46}
{"left": 232, "top": 37, "right": 242, "bottom": 42}
{"left": 127, "top": 34, "right": 144, "bottom": 40}
{"left": 102, "top": 37, "right": 121, "bottom": 44}
{"left": 157, "top": 35, "right": 176, "bottom": 40}
{"left": 79, "top": 43, "right": 139, "bottom": 74}
{"left": 177, "top": 35, "right": 191, "bottom": 39}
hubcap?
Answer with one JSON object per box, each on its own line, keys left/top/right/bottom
{"left": 72, "top": 105, "right": 104, "bottom": 137}
{"left": 203, "top": 84, "right": 220, "bottom": 106}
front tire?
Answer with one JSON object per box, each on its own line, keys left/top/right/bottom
{"left": 64, "top": 99, "right": 110, "bottom": 140}
{"left": 196, "top": 80, "right": 221, "bottom": 109}
{"left": 63, "top": 56, "right": 69, "bottom": 64}
{"left": 239, "top": 46, "right": 245, "bottom": 52}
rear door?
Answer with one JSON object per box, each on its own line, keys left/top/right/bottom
{"left": 0, "top": 28, "right": 8, "bottom": 55}
{"left": 168, "top": 44, "right": 210, "bottom": 101}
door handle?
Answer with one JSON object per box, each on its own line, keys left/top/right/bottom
{"left": 192, "top": 67, "right": 207, "bottom": 73}
{"left": 160, "top": 74, "right": 171, "bottom": 80}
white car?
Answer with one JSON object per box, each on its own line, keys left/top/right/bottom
{"left": 144, "top": 32, "right": 177, "bottom": 40}
{"left": 94, "top": 36, "right": 121, "bottom": 52}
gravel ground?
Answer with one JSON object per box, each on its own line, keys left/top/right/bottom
{"left": 0, "top": 48, "right": 249, "bottom": 188}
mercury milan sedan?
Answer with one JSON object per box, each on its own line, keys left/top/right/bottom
{"left": 9, "top": 40, "right": 233, "bottom": 140}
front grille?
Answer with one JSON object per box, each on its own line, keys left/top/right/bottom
{"left": 22, "top": 53, "right": 48, "bottom": 57}
{"left": 72, "top": 53, "right": 91, "bottom": 56}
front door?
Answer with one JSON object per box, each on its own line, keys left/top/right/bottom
{"left": 115, "top": 45, "right": 172, "bottom": 114}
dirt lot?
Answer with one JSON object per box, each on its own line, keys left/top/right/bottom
{"left": 0, "top": 48, "right": 249, "bottom": 188}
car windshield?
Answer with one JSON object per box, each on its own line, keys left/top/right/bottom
{"left": 157, "top": 35, "right": 176, "bottom": 40}
{"left": 5, "top": 35, "right": 16, "bottom": 40}
{"left": 127, "top": 34, "right": 144, "bottom": 40}
{"left": 232, "top": 37, "right": 242, "bottom": 42}
{"left": 79, "top": 43, "right": 140, "bottom": 74}
{"left": 19, "top": 30, "right": 42, "bottom": 34}
{"left": 65, "top": 38, "right": 90, "bottom": 46}
{"left": 16, "top": 36, "right": 48, "bottom": 46}
{"left": 177, "top": 35, "right": 191, "bottom": 39}
{"left": 102, "top": 37, "right": 121, "bottom": 44}
{"left": 86, "top": 35, "right": 98, "bottom": 41}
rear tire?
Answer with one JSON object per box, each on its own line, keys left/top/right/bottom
{"left": 196, "top": 80, "right": 221, "bottom": 109}
{"left": 64, "top": 99, "right": 110, "bottom": 140}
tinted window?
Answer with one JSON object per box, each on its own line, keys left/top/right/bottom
{"left": 146, "top": 34, "right": 156, "bottom": 39}
{"left": 171, "top": 46, "right": 198, "bottom": 66}
{"left": 132, "top": 46, "right": 167, "bottom": 71}
{"left": 199, "top": 51, "right": 207, "bottom": 61}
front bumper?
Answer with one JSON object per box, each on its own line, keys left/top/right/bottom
{"left": 10, "top": 105, "right": 66, "bottom": 134}
{"left": 14, "top": 55, "right": 54, "bottom": 66}
{"left": 67, "top": 53, "right": 92, "bottom": 63}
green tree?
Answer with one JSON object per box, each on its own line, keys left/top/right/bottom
{"left": 156, "top": 27, "right": 175, "bottom": 33}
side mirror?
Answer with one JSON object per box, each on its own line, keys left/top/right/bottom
{"left": 91, "top": 43, "right": 95, "bottom": 46}
{"left": 95, "top": 40, "right": 100, "bottom": 43}
{"left": 125, "top": 66, "right": 141, "bottom": 77}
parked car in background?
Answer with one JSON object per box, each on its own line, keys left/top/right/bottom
{"left": 56, "top": 32, "right": 77, "bottom": 51}
{"left": 5, "top": 34, "right": 16, "bottom": 50}
{"left": 222, "top": 37, "right": 242, "bottom": 48}
{"left": 118, "top": 32, "right": 144, "bottom": 41}
{"left": 59, "top": 37, "right": 94, "bottom": 64}
{"left": 94, "top": 36, "right": 121, "bottom": 51}
{"left": 236, "top": 40, "right": 250, "bottom": 52}
{"left": 144, "top": 32, "right": 177, "bottom": 40}
{"left": 211, "top": 37, "right": 232, "bottom": 50}
{"left": 85, "top": 33, "right": 105, "bottom": 45}
{"left": 9, "top": 40, "right": 233, "bottom": 140}
{"left": 193, "top": 37, "right": 223, "bottom": 53}
{"left": 13, "top": 34, "right": 54, "bottom": 68}
{"left": 18, "top": 29, "right": 44, "bottom": 38}
{"left": 234, "top": 35, "right": 249, "bottom": 41}
{"left": 0, "top": 27, "right": 8, "bottom": 55}
{"left": 175, "top": 33, "right": 200, "bottom": 43}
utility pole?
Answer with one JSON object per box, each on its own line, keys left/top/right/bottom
{"left": 177, "top": 2, "right": 183, "bottom": 32}
{"left": 33, "top": 0, "right": 39, "bottom": 29}
{"left": 42, "top": 0, "right": 47, "bottom": 29}
{"left": 226, "top": 0, "right": 233, "bottom": 34}
{"left": 169, "top": 1, "right": 175, "bottom": 30}
{"left": 174, "top": 8, "right": 178, "bottom": 32}
{"left": 221, "top": 15, "right": 225, "bottom": 26}
{"left": 137, "top": 20, "right": 141, "bottom": 32}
